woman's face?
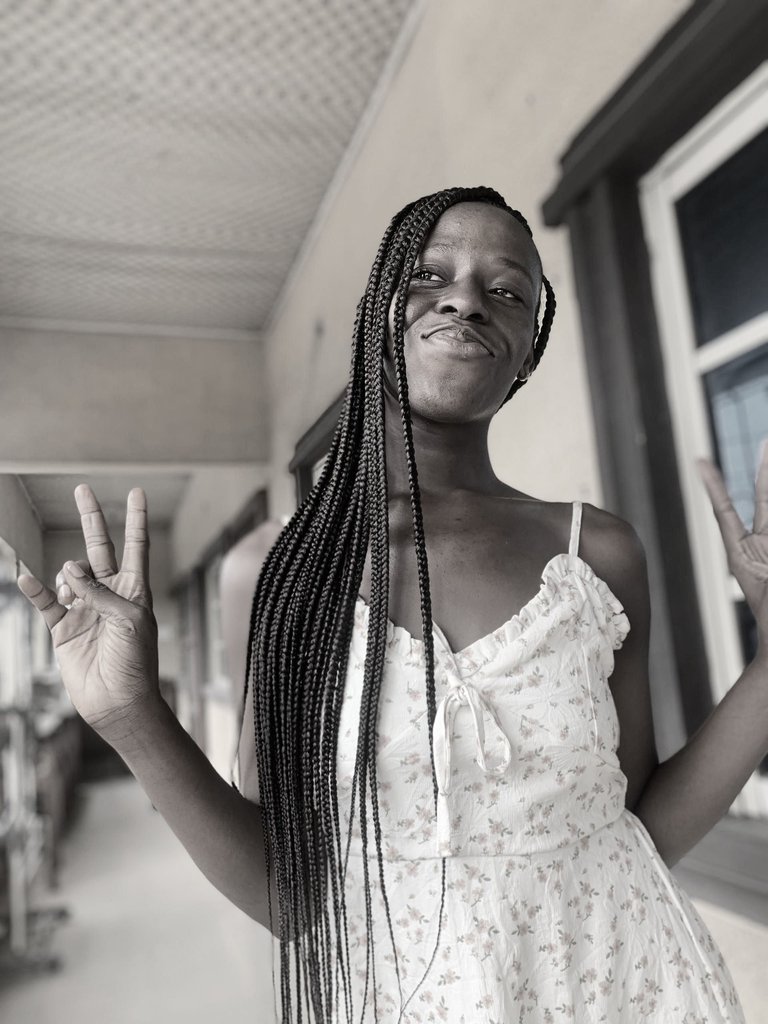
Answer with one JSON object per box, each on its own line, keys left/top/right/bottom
{"left": 386, "top": 202, "right": 542, "bottom": 423}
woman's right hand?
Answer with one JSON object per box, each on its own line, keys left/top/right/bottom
{"left": 17, "top": 484, "right": 160, "bottom": 747}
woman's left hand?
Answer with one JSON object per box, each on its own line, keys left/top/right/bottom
{"left": 698, "top": 442, "right": 768, "bottom": 661}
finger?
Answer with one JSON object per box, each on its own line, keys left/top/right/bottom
{"left": 17, "top": 573, "right": 66, "bottom": 630}
{"left": 121, "top": 487, "right": 150, "bottom": 580}
{"left": 56, "top": 559, "right": 91, "bottom": 605}
{"left": 753, "top": 438, "right": 768, "bottom": 534}
{"left": 56, "top": 559, "right": 90, "bottom": 585}
{"left": 697, "top": 458, "right": 749, "bottom": 549}
{"left": 62, "top": 560, "right": 137, "bottom": 624}
{"left": 74, "top": 484, "right": 118, "bottom": 579}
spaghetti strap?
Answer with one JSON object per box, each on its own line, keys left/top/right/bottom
{"left": 568, "top": 500, "right": 583, "bottom": 557}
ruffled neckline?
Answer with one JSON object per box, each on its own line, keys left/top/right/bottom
{"left": 354, "top": 551, "right": 630, "bottom": 668}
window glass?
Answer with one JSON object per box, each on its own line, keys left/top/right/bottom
{"left": 703, "top": 342, "right": 768, "bottom": 530}
{"left": 676, "top": 127, "right": 768, "bottom": 346}
{"left": 311, "top": 453, "right": 328, "bottom": 486}
{"left": 704, "top": 341, "right": 767, "bottom": 672}
{"left": 204, "top": 554, "right": 228, "bottom": 689}
{"left": 0, "top": 536, "right": 19, "bottom": 705}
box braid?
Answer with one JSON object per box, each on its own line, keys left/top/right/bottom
{"left": 245, "top": 186, "right": 556, "bottom": 1023}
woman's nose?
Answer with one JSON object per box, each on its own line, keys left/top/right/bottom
{"left": 435, "top": 278, "right": 488, "bottom": 321}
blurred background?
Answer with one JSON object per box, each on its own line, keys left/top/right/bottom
{"left": 0, "top": 0, "right": 766, "bottom": 1020}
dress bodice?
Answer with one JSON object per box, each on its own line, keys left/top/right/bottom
{"left": 337, "top": 502, "right": 631, "bottom": 859}
{"left": 327, "top": 503, "right": 745, "bottom": 1023}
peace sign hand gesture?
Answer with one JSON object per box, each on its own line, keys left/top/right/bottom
{"left": 698, "top": 443, "right": 768, "bottom": 664}
{"left": 17, "top": 484, "right": 160, "bottom": 747}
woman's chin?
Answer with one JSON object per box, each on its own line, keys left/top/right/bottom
{"left": 407, "top": 386, "right": 500, "bottom": 425}
{"left": 382, "top": 369, "right": 506, "bottom": 424}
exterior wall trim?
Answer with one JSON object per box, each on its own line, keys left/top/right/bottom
{"left": 541, "top": 0, "right": 768, "bottom": 753}
{"left": 543, "top": 0, "right": 768, "bottom": 227}
{"left": 289, "top": 391, "right": 345, "bottom": 504}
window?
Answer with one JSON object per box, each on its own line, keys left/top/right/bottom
{"left": 204, "top": 553, "right": 228, "bottom": 693}
{"left": 676, "top": 126, "right": 768, "bottom": 346}
{"left": 289, "top": 392, "right": 345, "bottom": 503}
{"left": 640, "top": 62, "right": 768, "bottom": 813}
{"left": 0, "top": 536, "right": 26, "bottom": 707}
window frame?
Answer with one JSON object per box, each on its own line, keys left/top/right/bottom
{"left": 639, "top": 63, "right": 768, "bottom": 814}
{"left": 542, "top": 1, "right": 768, "bottom": 771}
{"left": 289, "top": 391, "right": 345, "bottom": 504}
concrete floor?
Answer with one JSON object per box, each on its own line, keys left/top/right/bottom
{"left": 0, "top": 778, "right": 766, "bottom": 1023}
{"left": 0, "top": 778, "right": 275, "bottom": 1024}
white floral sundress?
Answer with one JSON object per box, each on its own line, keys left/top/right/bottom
{"left": 335, "top": 500, "right": 746, "bottom": 1023}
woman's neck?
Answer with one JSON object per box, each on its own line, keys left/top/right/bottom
{"left": 382, "top": 390, "right": 502, "bottom": 498}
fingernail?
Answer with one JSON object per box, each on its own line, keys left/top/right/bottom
{"left": 65, "top": 561, "right": 84, "bottom": 576}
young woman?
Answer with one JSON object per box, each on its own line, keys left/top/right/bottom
{"left": 19, "top": 187, "right": 766, "bottom": 1023}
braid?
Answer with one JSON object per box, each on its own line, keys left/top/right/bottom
{"left": 501, "top": 272, "right": 557, "bottom": 404}
{"left": 247, "top": 186, "right": 556, "bottom": 1021}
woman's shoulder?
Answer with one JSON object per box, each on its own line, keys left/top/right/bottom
{"left": 578, "top": 500, "right": 644, "bottom": 558}
{"left": 499, "top": 493, "right": 647, "bottom": 604}
{"left": 578, "top": 501, "right": 649, "bottom": 614}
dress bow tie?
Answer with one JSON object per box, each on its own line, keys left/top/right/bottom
{"left": 430, "top": 623, "right": 513, "bottom": 855}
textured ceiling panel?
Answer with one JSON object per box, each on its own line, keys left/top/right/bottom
{"left": 20, "top": 472, "right": 190, "bottom": 530}
{"left": 0, "top": 0, "right": 413, "bottom": 330}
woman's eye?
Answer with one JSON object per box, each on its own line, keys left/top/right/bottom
{"left": 411, "top": 268, "right": 440, "bottom": 282}
{"left": 491, "top": 286, "right": 523, "bottom": 301}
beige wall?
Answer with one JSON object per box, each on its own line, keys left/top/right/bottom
{"left": 263, "top": 0, "right": 690, "bottom": 517}
{"left": 0, "top": 475, "right": 43, "bottom": 577}
{"left": 170, "top": 465, "right": 270, "bottom": 581}
{"left": 1, "top": 327, "right": 267, "bottom": 464}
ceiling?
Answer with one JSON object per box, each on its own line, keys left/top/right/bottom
{"left": 18, "top": 472, "right": 190, "bottom": 531}
{"left": 0, "top": 0, "right": 414, "bottom": 332}
{"left": 1, "top": 1, "right": 414, "bottom": 546}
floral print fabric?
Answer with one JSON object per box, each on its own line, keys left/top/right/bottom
{"left": 333, "top": 502, "right": 745, "bottom": 1022}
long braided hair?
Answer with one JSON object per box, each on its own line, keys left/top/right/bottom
{"left": 247, "top": 186, "right": 556, "bottom": 1022}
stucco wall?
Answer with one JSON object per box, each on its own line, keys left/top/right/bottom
{"left": 1, "top": 328, "right": 267, "bottom": 464}
{"left": 0, "top": 475, "right": 43, "bottom": 577}
{"left": 170, "top": 465, "right": 271, "bottom": 581}
{"left": 263, "top": 0, "right": 690, "bottom": 517}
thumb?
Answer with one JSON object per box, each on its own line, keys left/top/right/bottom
{"left": 62, "top": 561, "right": 133, "bottom": 623}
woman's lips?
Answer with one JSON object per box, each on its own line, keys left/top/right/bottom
{"left": 422, "top": 326, "right": 492, "bottom": 357}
